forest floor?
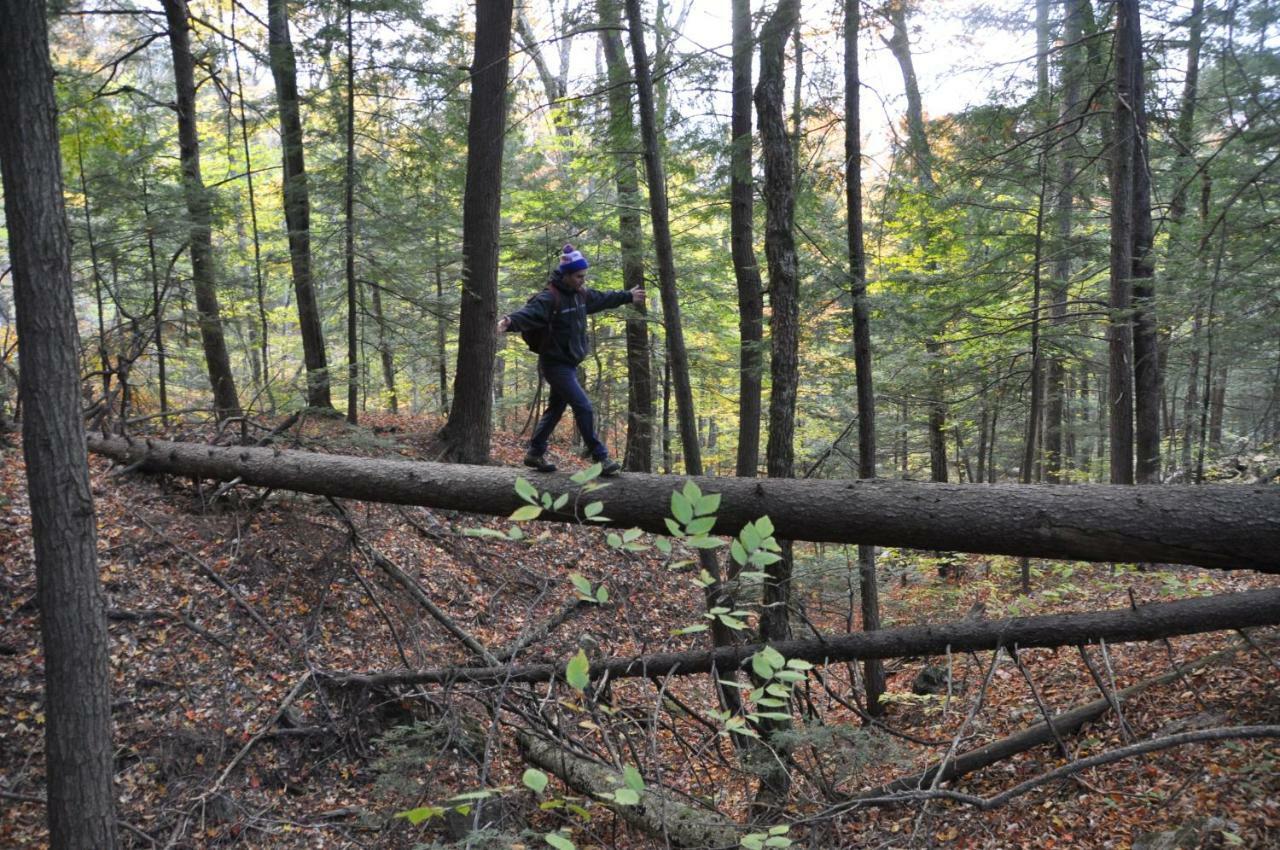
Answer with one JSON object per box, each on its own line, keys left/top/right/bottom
{"left": 1, "top": 413, "right": 1277, "bottom": 849}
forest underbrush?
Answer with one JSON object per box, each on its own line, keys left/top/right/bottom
{"left": 1, "top": 414, "right": 1276, "bottom": 849}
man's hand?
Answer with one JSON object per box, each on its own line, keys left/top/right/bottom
{"left": 629, "top": 286, "right": 645, "bottom": 308}
{"left": 497, "top": 316, "right": 511, "bottom": 332}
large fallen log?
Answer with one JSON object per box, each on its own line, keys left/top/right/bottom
{"left": 516, "top": 728, "right": 740, "bottom": 849}
{"left": 320, "top": 588, "right": 1280, "bottom": 688}
{"left": 88, "top": 435, "right": 1280, "bottom": 573}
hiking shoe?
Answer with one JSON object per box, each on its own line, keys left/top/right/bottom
{"left": 598, "top": 458, "right": 622, "bottom": 477}
{"left": 523, "top": 452, "right": 557, "bottom": 473}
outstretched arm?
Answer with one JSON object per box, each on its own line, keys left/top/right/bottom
{"left": 585, "top": 286, "right": 645, "bottom": 314}
{"left": 497, "top": 291, "right": 553, "bottom": 332}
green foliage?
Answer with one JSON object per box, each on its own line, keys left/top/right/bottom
{"left": 741, "top": 824, "right": 792, "bottom": 849}
{"left": 564, "top": 649, "right": 590, "bottom": 692}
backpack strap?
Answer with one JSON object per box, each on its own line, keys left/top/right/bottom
{"left": 535, "top": 284, "right": 561, "bottom": 353}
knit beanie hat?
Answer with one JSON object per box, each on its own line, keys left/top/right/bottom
{"left": 558, "top": 243, "right": 589, "bottom": 274}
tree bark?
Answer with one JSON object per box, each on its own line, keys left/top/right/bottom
{"left": 162, "top": 0, "right": 241, "bottom": 419}
{"left": 883, "top": 2, "right": 946, "bottom": 483}
{"left": 883, "top": 0, "right": 935, "bottom": 189}
{"left": 1127, "top": 0, "right": 1161, "bottom": 483}
{"left": 439, "top": 0, "right": 513, "bottom": 462}
{"left": 268, "top": 0, "right": 333, "bottom": 409}
{"left": 731, "top": 0, "right": 765, "bottom": 479}
{"left": 323, "top": 588, "right": 1280, "bottom": 688}
{"left": 88, "top": 436, "right": 1280, "bottom": 573}
{"left": 1044, "top": 0, "right": 1088, "bottom": 483}
{"left": 0, "top": 2, "right": 119, "bottom": 843}
{"left": 517, "top": 729, "right": 739, "bottom": 849}
{"left": 756, "top": 0, "right": 801, "bottom": 648}
{"left": 625, "top": 0, "right": 700, "bottom": 477}
{"left": 625, "top": 0, "right": 746, "bottom": 724}
{"left": 1108, "top": 0, "right": 1139, "bottom": 484}
{"left": 229, "top": 2, "right": 272, "bottom": 412}
{"left": 597, "top": 0, "right": 654, "bottom": 472}
{"left": 344, "top": 0, "right": 359, "bottom": 424}
{"left": 845, "top": 0, "right": 885, "bottom": 716}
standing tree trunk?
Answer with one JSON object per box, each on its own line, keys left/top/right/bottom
{"left": 370, "top": 282, "right": 397, "bottom": 412}
{"left": 884, "top": 1, "right": 946, "bottom": 483}
{"left": 844, "top": 0, "right": 885, "bottom": 716}
{"left": 141, "top": 170, "right": 169, "bottom": 422}
{"left": 229, "top": 1, "right": 272, "bottom": 412}
{"left": 884, "top": 1, "right": 934, "bottom": 189}
{"left": 625, "top": 0, "right": 701, "bottom": 477}
{"left": 1172, "top": 0, "right": 1206, "bottom": 477}
{"left": 731, "top": 0, "right": 765, "bottom": 478}
{"left": 440, "top": 0, "right": 513, "bottom": 462}
{"left": 344, "top": 0, "right": 359, "bottom": 424}
{"left": 268, "top": 0, "right": 332, "bottom": 409}
{"left": 163, "top": 0, "right": 241, "bottom": 419}
{"left": 597, "top": 0, "right": 654, "bottom": 472}
{"left": 626, "top": 0, "right": 747, "bottom": 730}
{"left": 1044, "top": 0, "right": 1087, "bottom": 483}
{"left": 756, "top": 0, "right": 801, "bottom": 646}
{"left": 435, "top": 212, "right": 448, "bottom": 414}
{"left": 1107, "top": 0, "right": 1140, "bottom": 485}
{"left": 1127, "top": 0, "right": 1161, "bottom": 483}
{"left": 0, "top": 2, "right": 118, "bottom": 843}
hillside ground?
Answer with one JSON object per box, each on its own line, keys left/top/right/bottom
{"left": 1, "top": 414, "right": 1276, "bottom": 849}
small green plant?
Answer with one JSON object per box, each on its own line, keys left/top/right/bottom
{"left": 712, "top": 646, "right": 812, "bottom": 738}
{"left": 729, "top": 516, "right": 783, "bottom": 580}
{"left": 741, "top": 823, "right": 792, "bottom": 848}
{"left": 568, "top": 573, "right": 609, "bottom": 604}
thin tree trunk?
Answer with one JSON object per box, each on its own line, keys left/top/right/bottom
{"left": 597, "top": 0, "right": 653, "bottom": 472}
{"left": 1045, "top": 0, "right": 1087, "bottom": 482}
{"left": 884, "top": 2, "right": 946, "bottom": 483}
{"left": 141, "top": 170, "right": 168, "bottom": 423}
{"left": 440, "top": 0, "right": 513, "bottom": 462}
{"left": 662, "top": 358, "right": 672, "bottom": 473}
{"left": 370, "top": 281, "right": 397, "bottom": 412}
{"left": 229, "top": 1, "right": 271, "bottom": 412}
{"left": 883, "top": 1, "right": 935, "bottom": 189}
{"left": 626, "top": 0, "right": 747, "bottom": 731}
{"left": 163, "top": 0, "right": 241, "bottom": 419}
{"left": 1209, "top": 365, "right": 1227, "bottom": 447}
{"left": 977, "top": 405, "right": 989, "bottom": 484}
{"left": 754, "top": 0, "right": 802, "bottom": 806}
{"left": 0, "top": 3, "right": 118, "bottom": 841}
{"left": 731, "top": 0, "right": 764, "bottom": 478}
{"left": 1127, "top": 0, "right": 1161, "bottom": 483}
{"left": 75, "top": 128, "right": 111, "bottom": 399}
{"left": 435, "top": 216, "right": 448, "bottom": 415}
{"left": 1167, "top": 0, "right": 1205, "bottom": 230}
{"left": 268, "top": 0, "right": 332, "bottom": 409}
{"left": 625, "top": 0, "right": 701, "bottom": 477}
{"left": 757, "top": 0, "right": 802, "bottom": 647}
{"left": 927, "top": 340, "right": 948, "bottom": 482}
{"left": 344, "top": 0, "right": 358, "bottom": 424}
{"left": 1108, "top": 0, "right": 1139, "bottom": 484}
{"left": 844, "top": 0, "right": 884, "bottom": 717}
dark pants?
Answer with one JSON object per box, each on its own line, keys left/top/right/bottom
{"left": 530, "top": 360, "right": 608, "bottom": 460}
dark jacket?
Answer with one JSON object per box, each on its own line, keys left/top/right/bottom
{"left": 504, "top": 271, "right": 633, "bottom": 366}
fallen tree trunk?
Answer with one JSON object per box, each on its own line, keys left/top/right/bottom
{"left": 88, "top": 436, "right": 1280, "bottom": 573}
{"left": 320, "top": 588, "right": 1280, "bottom": 688}
{"left": 516, "top": 728, "right": 740, "bottom": 849}
{"left": 852, "top": 638, "right": 1252, "bottom": 802}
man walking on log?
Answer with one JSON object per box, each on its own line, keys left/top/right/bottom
{"left": 498, "top": 244, "right": 644, "bottom": 476}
